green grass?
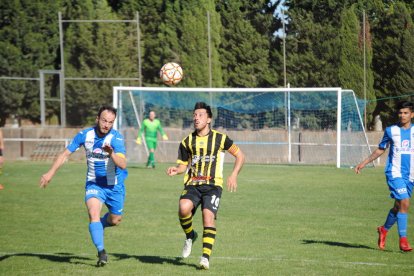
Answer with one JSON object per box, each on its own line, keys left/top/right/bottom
{"left": 1, "top": 162, "right": 414, "bottom": 275}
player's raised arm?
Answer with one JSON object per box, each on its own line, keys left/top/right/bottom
{"left": 39, "top": 149, "right": 72, "bottom": 188}
{"left": 102, "top": 144, "right": 127, "bottom": 170}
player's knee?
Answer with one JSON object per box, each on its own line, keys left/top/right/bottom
{"left": 178, "top": 208, "right": 191, "bottom": 218}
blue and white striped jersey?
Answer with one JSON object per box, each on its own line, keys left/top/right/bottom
{"left": 379, "top": 124, "right": 414, "bottom": 181}
{"left": 67, "top": 127, "right": 127, "bottom": 186}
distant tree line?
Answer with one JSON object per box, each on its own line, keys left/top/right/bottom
{"left": 0, "top": 0, "right": 413, "bottom": 129}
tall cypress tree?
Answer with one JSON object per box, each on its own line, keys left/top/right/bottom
{"left": 0, "top": 0, "right": 61, "bottom": 125}
{"left": 372, "top": 2, "right": 414, "bottom": 126}
{"left": 177, "top": 1, "right": 222, "bottom": 87}
{"left": 338, "top": 5, "right": 375, "bottom": 126}
{"left": 62, "top": 0, "right": 137, "bottom": 125}
{"left": 217, "top": 1, "right": 274, "bottom": 87}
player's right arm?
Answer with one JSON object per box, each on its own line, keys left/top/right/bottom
{"left": 354, "top": 148, "right": 385, "bottom": 174}
{"left": 136, "top": 120, "right": 147, "bottom": 144}
{"left": 166, "top": 140, "right": 188, "bottom": 176}
{"left": 355, "top": 127, "right": 390, "bottom": 174}
{"left": 166, "top": 164, "right": 187, "bottom": 176}
{"left": 40, "top": 149, "right": 72, "bottom": 188}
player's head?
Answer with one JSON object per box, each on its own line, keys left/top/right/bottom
{"left": 149, "top": 110, "right": 156, "bottom": 120}
{"left": 96, "top": 106, "right": 117, "bottom": 136}
{"left": 397, "top": 101, "right": 413, "bottom": 112}
{"left": 396, "top": 101, "right": 414, "bottom": 126}
{"left": 193, "top": 102, "right": 212, "bottom": 131}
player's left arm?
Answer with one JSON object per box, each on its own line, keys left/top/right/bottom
{"left": 157, "top": 120, "right": 168, "bottom": 140}
{"left": 225, "top": 138, "right": 245, "bottom": 192}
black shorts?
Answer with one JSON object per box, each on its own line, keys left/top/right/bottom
{"left": 180, "top": 185, "right": 222, "bottom": 217}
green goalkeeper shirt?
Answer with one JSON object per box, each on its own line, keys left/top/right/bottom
{"left": 138, "top": 118, "right": 166, "bottom": 143}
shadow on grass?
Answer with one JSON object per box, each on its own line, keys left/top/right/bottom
{"left": 0, "top": 252, "right": 94, "bottom": 266}
{"left": 112, "top": 253, "right": 198, "bottom": 268}
{"left": 302, "top": 239, "right": 376, "bottom": 250}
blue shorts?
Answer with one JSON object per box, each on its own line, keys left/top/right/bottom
{"left": 85, "top": 183, "right": 125, "bottom": 215}
{"left": 386, "top": 177, "right": 413, "bottom": 200}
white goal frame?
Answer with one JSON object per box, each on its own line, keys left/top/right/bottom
{"left": 113, "top": 86, "right": 372, "bottom": 168}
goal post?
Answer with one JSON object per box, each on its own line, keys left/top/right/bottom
{"left": 113, "top": 86, "right": 372, "bottom": 168}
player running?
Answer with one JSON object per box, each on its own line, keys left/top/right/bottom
{"left": 355, "top": 101, "right": 414, "bottom": 252}
{"left": 166, "top": 102, "right": 245, "bottom": 269}
{"left": 136, "top": 110, "right": 168, "bottom": 168}
{"left": 39, "top": 106, "right": 128, "bottom": 266}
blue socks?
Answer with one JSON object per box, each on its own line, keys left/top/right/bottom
{"left": 384, "top": 210, "right": 398, "bottom": 230}
{"left": 100, "top": 213, "right": 110, "bottom": 228}
{"left": 397, "top": 212, "right": 408, "bottom": 238}
{"left": 89, "top": 222, "right": 104, "bottom": 251}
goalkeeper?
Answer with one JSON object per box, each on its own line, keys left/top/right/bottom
{"left": 136, "top": 111, "right": 168, "bottom": 168}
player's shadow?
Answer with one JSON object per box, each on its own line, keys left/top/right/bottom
{"left": 112, "top": 253, "right": 198, "bottom": 268}
{"left": 302, "top": 239, "right": 376, "bottom": 250}
{"left": 0, "top": 252, "right": 95, "bottom": 266}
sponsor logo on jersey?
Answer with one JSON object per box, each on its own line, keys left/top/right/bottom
{"left": 191, "top": 155, "right": 215, "bottom": 166}
{"left": 191, "top": 176, "right": 212, "bottom": 181}
{"left": 86, "top": 148, "right": 108, "bottom": 159}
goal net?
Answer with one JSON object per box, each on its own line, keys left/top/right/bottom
{"left": 113, "top": 87, "right": 372, "bottom": 168}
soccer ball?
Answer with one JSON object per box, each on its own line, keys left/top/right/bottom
{"left": 160, "top": 62, "right": 183, "bottom": 86}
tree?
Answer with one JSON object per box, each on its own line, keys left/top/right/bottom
{"left": 0, "top": 0, "right": 61, "bottom": 126}
{"left": 372, "top": 2, "right": 414, "bottom": 126}
{"left": 62, "top": 0, "right": 137, "bottom": 125}
{"left": 217, "top": 1, "right": 275, "bottom": 87}
{"left": 338, "top": 5, "right": 375, "bottom": 127}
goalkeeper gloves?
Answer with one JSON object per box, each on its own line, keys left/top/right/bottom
{"left": 135, "top": 137, "right": 142, "bottom": 145}
{"left": 162, "top": 134, "right": 169, "bottom": 141}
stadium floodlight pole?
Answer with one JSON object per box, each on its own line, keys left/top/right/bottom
{"left": 282, "top": 8, "right": 287, "bottom": 88}
{"left": 207, "top": 11, "right": 212, "bottom": 88}
{"left": 137, "top": 11, "right": 142, "bottom": 87}
{"left": 58, "top": 12, "right": 66, "bottom": 127}
{"left": 207, "top": 11, "right": 213, "bottom": 109}
{"left": 363, "top": 10, "right": 367, "bottom": 129}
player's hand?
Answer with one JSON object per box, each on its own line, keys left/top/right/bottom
{"left": 39, "top": 173, "right": 52, "bottom": 188}
{"left": 0, "top": 156, "right": 4, "bottom": 167}
{"left": 162, "top": 134, "right": 169, "bottom": 141}
{"left": 102, "top": 143, "right": 113, "bottom": 156}
{"left": 136, "top": 137, "right": 142, "bottom": 145}
{"left": 166, "top": 166, "right": 178, "bottom": 176}
{"left": 354, "top": 163, "right": 364, "bottom": 174}
{"left": 227, "top": 174, "right": 238, "bottom": 192}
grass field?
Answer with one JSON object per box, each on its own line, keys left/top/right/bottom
{"left": 1, "top": 161, "right": 414, "bottom": 275}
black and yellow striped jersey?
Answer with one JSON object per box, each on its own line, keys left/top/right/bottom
{"left": 177, "top": 129, "right": 240, "bottom": 188}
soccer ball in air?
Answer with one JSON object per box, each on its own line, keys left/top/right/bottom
{"left": 160, "top": 62, "right": 183, "bottom": 86}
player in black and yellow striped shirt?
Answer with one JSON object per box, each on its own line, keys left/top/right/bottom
{"left": 166, "top": 102, "right": 245, "bottom": 270}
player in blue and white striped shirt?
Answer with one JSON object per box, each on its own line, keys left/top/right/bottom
{"left": 39, "top": 106, "right": 128, "bottom": 266}
{"left": 355, "top": 101, "right": 414, "bottom": 252}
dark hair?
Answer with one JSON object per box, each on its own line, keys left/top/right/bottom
{"left": 194, "top": 102, "right": 212, "bottom": 118}
{"left": 397, "top": 101, "right": 414, "bottom": 111}
{"left": 97, "top": 105, "right": 117, "bottom": 117}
